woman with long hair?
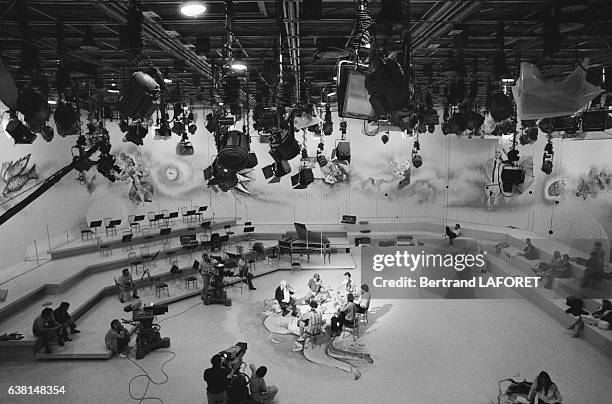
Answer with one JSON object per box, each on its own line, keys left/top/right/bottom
{"left": 527, "top": 371, "right": 562, "bottom": 404}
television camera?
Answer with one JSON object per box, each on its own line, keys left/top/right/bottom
{"left": 201, "top": 263, "right": 232, "bottom": 306}
{"left": 218, "top": 342, "right": 251, "bottom": 403}
{"left": 122, "top": 303, "right": 170, "bottom": 359}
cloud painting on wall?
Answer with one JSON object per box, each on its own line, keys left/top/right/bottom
{"left": 575, "top": 166, "right": 611, "bottom": 200}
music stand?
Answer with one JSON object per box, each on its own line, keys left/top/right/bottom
{"left": 168, "top": 212, "right": 179, "bottom": 225}
{"left": 89, "top": 220, "right": 102, "bottom": 233}
{"left": 160, "top": 228, "right": 171, "bottom": 236}
{"left": 110, "top": 219, "right": 121, "bottom": 226}
{"left": 134, "top": 215, "right": 145, "bottom": 222}
{"left": 121, "top": 234, "right": 133, "bottom": 252}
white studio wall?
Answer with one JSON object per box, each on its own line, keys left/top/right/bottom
{"left": 0, "top": 103, "right": 611, "bottom": 267}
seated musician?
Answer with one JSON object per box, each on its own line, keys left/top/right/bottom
{"left": 297, "top": 300, "right": 323, "bottom": 343}
{"left": 304, "top": 273, "right": 323, "bottom": 304}
{"left": 355, "top": 284, "right": 371, "bottom": 314}
{"left": 275, "top": 280, "right": 297, "bottom": 316}
{"left": 237, "top": 256, "right": 256, "bottom": 290}
{"left": 330, "top": 294, "right": 357, "bottom": 336}
{"left": 116, "top": 269, "right": 139, "bottom": 303}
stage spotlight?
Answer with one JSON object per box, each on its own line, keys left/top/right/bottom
{"left": 301, "top": 148, "right": 309, "bottom": 160}
{"left": 176, "top": 137, "right": 194, "bottom": 155}
{"left": 117, "top": 71, "right": 160, "bottom": 119}
{"left": 291, "top": 167, "right": 315, "bottom": 189}
{"left": 381, "top": 133, "right": 389, "bottom": 144}
{"left": 230, "top": 59, "right": 247, "bottom": 72}
{"left": 124, "top": 123, "right": 148, "bottom": 146}
{"left": 500, "top": 164, "right": 525, "bottom": 192}
{"left": 541, "top": 137, "right": 554, "bottom": 175}
{"left": 188, "top": 123, "right": 197, "bottom": 134}
{"left": 316, "top": 150, "right": 328, "bottom": 167}
{"left": 53, "top": 101, "right": 79, "bottom": 136}
{"left": 411, "top": 140, "right": 422, "bottom": 168}
{"left": 40, "top": 125, "right": 54, "bottom": 142}
{"left": 5, "top": 113, "right": 37, "bottom": 144}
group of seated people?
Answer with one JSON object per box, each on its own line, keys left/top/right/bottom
{"left": 529, "top": 241, "right": 608, "bottom": 289}
{"left": 565, "top": 299, "right": 612, "bottom": 338}
{"left": 32, "top": 302, "right": 80, "bottom": 354}
{"left": 274, "top": 271, "right": 372, "bottom": 342}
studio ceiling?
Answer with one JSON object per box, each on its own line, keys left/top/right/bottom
{"left": 1, "top": 0, "right": 611, "bottom": 107}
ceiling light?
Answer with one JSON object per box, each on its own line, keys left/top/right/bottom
{"left": 48, "top": 99, "right": 57, "bottom": 105}
{"left": 164, "top": 77, "right": 173, "bottom": 84}
{"left": 332, "top": 76, "right": 337, "bottom": 81}
{"left": 181, "top": 1, "right": 207, "bottom": 17}
{"left": 230, "top": 59, "right": 247, "bottom": 71}
{"left": 80, "top": 27, "right": 99, "bottom": 51}
{"left": 501, "top": 78, "right": 515, "bottom": 84}
{"left": 108, "top": 89, "right": 120, "bottom": 94}
{"left": 327, "top": 91, "right": 336, "bottom": 97}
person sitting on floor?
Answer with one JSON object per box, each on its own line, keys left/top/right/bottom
{"left": 566, "top": 299, "right": 612, "bottom": 337}
{"left": 304, "top": 273, "right": 324, "bottom": 304}
{"left": 237, "top": 256, "right": 256, "bottom": 290}
{"left": 445, "top": 224, "right": 462, "bottom": 245}
{"left": 32, "top": 307, "right": 65, "bottom": 354}
{"left": 117, "top": 268, "right": 139, "bottom": 303}
{"left": 105, "top": 319, "right": 131, "bottom": 357}
{"left": 580, "top": 251, "right": 604, "bottom": 287}
{"left": 248, "top": 364, "right": 278, "bottom": 404}
{"left": 355, "top": 284, "right": 371, "bottom": 314}
{"left": 330, "top": 294, "right": 357, "bottom": 336}
{"left": 527, "top": 371, "right": 563, "bottom": 404}
{"left": 297, "top": 300, "right": 323, "bottom": 343}
{"left": 53, "top": 302, "right": 80, "bottom": 338}
{"left": 275, "top": 280, "right": 297, "bottom": 316}
{"left": 532, "top": 251, "right": 562, "bottom": 273}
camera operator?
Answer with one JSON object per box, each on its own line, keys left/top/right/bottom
{"left": 203, "top": 354, "right": 231, "bottom": 404}
{"left": 105, "top": 319, "right": 131, "bottom": 358}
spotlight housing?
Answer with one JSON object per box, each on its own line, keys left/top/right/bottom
{"left": 230, "top": 59, "right": 247, "bottom": 71}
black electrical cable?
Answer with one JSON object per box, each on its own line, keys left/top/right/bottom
{"left": 157, "top": 301, "right": 203, "bottom": 324}
{"left": 126, "top": 350, "right": 175, "bottom": 404}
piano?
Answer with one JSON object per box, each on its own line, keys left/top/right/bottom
{"left": 278, "top": 223, "right": 332, "bottom": 263}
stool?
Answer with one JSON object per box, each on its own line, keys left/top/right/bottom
{"left": 130, "top": 261, "right": 144, "bottom": 275}
{"left": 184, "top": 276, "right": 198, "bottom": 290}
{"left": 144, "top": 235, "right": 155, "bottom": 247}
{"left": 248, "top": 259, "right": 256, "bottom": 272}
{"left": 99, "top": 244, "right": 112, "bottom": 257}
{"left": 291, "top": 262, "right": 301, "bottom": 272}
{"left": 155, "top": 283, "right": 169, "bottom": 298}
{"left": 267, "top": 253, "right": 278, "bottom": 266}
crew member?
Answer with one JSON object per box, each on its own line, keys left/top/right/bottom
{"left": 105, "top": 319, "right": 131, "bottom": 357}
{"left": 32, "top": 308, "right": 64, "bottom": 354}
{"left": 203, "top": 354, "right": 230, "bottom": 404}
{"left": 53, "top": 302, "right": 81, "bottom": 338}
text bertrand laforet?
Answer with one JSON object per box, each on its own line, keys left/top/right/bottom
{"left": 369, "top": 251, "right": 541, "bottom": 288}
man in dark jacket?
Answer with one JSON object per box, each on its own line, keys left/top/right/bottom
{"left": 53, "top": 302, "right": 81, "bottom": 337}
{"left": 203, "top": 354, "right": 230, "bottom": 404}
{"left": 32, "top": 308, "right": 63, "bottom": 354}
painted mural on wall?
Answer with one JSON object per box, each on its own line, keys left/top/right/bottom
{"left": 575, "top": 166, "right": 611, "bottom": 200}
{"left": 0, "top": 153, "right": 38, "bottom": 199}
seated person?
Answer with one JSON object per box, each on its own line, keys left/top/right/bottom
{"left": 237, "top": 256, "right": 256, "bottom": 290}
{"left": 527, "top": 371, "right": 563, "bottom": 404}
{"left": 330, "top": 294, "right": 357, "bottom": 336}
{"left": 32, "top": 308, "right": 64, "bottom": 354}
{"left": 445, "top": 224, "right": 462, "bottom": 242}
{"left": 566, "top": 299, "right": 612, "bottom": 337}
{"left": 580, "top": 251, "right": 604, "bottom": 287}
{"left": 355, "top": 284, "right": 371, "bottom": 314}
{"left": 532, "top": 251, "right": 562, "bottom": 274}
{"left": 297, "top": 301, "right": 323, "bottom": 343}
{"left": 275, "top": 280, "right": 297, "bottom": 316}
{"left": 593, "top": 241, "right": 606, "bottom": 267}
{"left": 105, "top": 319, "right": 131, "bottom": 357}
{"left": 507, "top": 238, "right": 538, "bottom": 260}
{"left": 249, "top": 364, "right": 278, "bottom": 403}
{"left": 116, "top": 268, "right": 139, "bottom": 303}
{"left": 541, "top": 254, "right": 572, "bottom": 289}
{"left": 305, "top": 273, "right": 324, "bottom": 303}
{"left": 53, "top": 302, "right": 80, "bottom": 338}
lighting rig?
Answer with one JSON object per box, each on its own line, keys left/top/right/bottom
{"left": 541, "top": 134, "right": 554, "bottom": 175}
{"left": 500, "top": 132, "right": 526, "bottom": 194}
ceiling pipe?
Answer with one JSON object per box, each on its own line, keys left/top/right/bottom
{"left": 414, "top": 1, "right": 483, "bottom": 49}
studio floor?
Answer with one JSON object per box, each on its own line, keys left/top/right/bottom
{"left": 1, "top": 269, "right": 611, "bottom": 404}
